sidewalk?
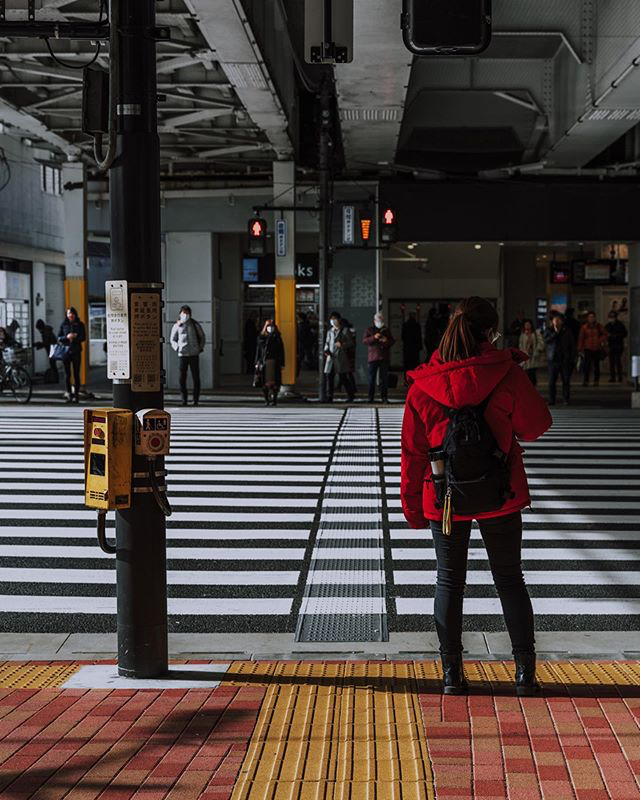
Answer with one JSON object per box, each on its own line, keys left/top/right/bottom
{"left": 1, "top": 658, "right": 640, "bottom": 799}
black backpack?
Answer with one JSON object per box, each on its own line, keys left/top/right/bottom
{"left": 431, "top": 401, "right": 512, "bottom": 526}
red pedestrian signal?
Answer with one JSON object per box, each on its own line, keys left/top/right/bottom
{"left": 381, "top": 207, "right": 397, "bottom": 244}
{"left": 248, "top": 216, "right": 267, "bottom": 255}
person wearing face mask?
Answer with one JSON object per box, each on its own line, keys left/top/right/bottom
{"left": 363, "top": 312, "right": 395, "bottom": 403}
{"left": 255, "top": 319, "right": 285, "bottom": 406}
{"left": 324, "top": 312, "right": 355, "bottom": 402}
{"left": 604, "top": 310, "right": 627, "bottom": 383}
{"left": 170, "top": 305, "right": 206, "bottom": 406}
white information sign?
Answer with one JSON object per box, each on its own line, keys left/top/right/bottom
{"left": 106, "top": 280, "right": 130, "bottom": 380}
{"left": 342, "top": 205, "right": 355, "bottom": 245}
{"left": 276, "top": 218, "right": 288, "bottom": 258}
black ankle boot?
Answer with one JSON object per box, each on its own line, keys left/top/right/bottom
{"left": 441, "top": 654, "right": 468, "bottom": 695}
{"left": 514, "top": 653, "right": 541, "bottom": 696}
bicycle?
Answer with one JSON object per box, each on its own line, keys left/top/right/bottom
{"left": 0, "top": 347, "right": 32, "bottom": 403}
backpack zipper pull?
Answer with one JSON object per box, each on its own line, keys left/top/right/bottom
{"left": 443, "top": 487, "right": 453, "bottom": 536}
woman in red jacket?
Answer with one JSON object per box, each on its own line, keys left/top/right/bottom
{"left": 401, "top": 297, "right": 552, "bottom": 696}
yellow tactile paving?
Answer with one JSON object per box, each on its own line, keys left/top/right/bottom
{"left": 0, "top": 661, "right": 80, "bottom": 688}
{"left": 228, "top": 661, "right": 436, "bottom": 800}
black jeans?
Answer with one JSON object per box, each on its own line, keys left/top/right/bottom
{"left": 583, "top": 349, "right": 600, "bottom": 384}
{"left": 368, "top": 359, "right": 389, "bottom": 401}
{"left": 548, "top": 363, "right": 572, "bottom": 404}
{"left": 63, "top": 353, "right": 81, "bottom": 395}
{"left": 430, "top": 512, "right": 535, "bottom": 657}
{"left": 609, "top": 351, "right": 623, "bottom": 381}
{"left": 179, "top": 355, "right": 200, "bottom": 402}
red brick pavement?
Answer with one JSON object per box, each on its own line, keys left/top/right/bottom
{"left": 0, "top": 681, "right": 265, "bottom": 800}
{"left": 2, "top": 661, "right": 640, "bottom": 799}
{"left": 418, "top": 672, "right": 640, "bottom": 800}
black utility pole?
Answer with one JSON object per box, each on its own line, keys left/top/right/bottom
{"left": 317, "top": 74, "right": 333, "bottom": 402}
{"left": 111, "top": 0, "right": 167, "bottom": 678}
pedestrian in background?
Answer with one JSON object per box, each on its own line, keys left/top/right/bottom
{"left": 297, "top": 312, "right": 315, "bottom": 372}
{"left": 564, "top": 307, "right": 581, "bottom": 344}
{"left": 401, "top": 296, "right": 551, "bottom": 696}
{"left": 170, "top": 305, "right": 205, "bottom": 406}
{"left": 243, "top": 313, "right": 258, "bottom": 374}
{"left": 578, "top": 311, "right": 607, "bottom": 387}
{"left": 518, "top": 319, "right": 545, "bottom": 385}
{"left": 402, "top": 312, "right": 422, "bottom": 374}
{"left": 544, "top": 313, "right": 576, "bottom": 405}
{"left": 324, "top": 312, "right": 355, "bottom": 402}
{"left": 424, "top": 307, "right": 441, "bottom": 362}
{"left": 255, "top": 319, "right": 285, "bottom": 406}
{"left": 57, "top": 306, "right": 86, "bottom": 403}
{"left": 363, "top": 312, "right": 395, "bottom": 403}
{"left": 605, "top": 310, "right": 627, "bottom": 383}
{"left": 35, "top": 318, "right": 59, "bottom": 383}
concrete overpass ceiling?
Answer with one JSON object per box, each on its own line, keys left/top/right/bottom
{"left": 333, "top": 0, "right": 412, "bottom": 170}
{"left": 0, "top": 0, "right": 291, "bottom": 172}
{"left": 394, "top": 0, "right": 640, "bottom": 176}
{"left": 3, "top": 2, "right": 640, "bottom": 181}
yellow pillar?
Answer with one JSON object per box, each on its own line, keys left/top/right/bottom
{"left": 273, "top": 161, "right": 297, "bottom": 388}
{"left": 275, "top": 276, "right": 297, "bottom": 385}
{"left": 64, "top": 277, "right": 89, "bottom": 386}
{"left": 62, "top": 163, "right": 88, "bottom": 388}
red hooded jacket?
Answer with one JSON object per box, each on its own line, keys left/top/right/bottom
{"left": 401, "top": 343, "right": 552, "bottom": 527}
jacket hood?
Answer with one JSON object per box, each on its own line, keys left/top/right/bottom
{"left": 408, "top": 343, "right": 526, "bottom": 408}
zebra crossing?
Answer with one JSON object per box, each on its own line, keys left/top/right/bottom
{"left": 0, "top": 405, "right": 639, "bottom": 636}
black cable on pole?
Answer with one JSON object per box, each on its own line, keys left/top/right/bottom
{"left": 43, "top": 0, "right": 105, "bottom": 70}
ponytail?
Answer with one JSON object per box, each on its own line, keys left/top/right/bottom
{"left": 438, "top": 296, "right": 499, "bottom": 362}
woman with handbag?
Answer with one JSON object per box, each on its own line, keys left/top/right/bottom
{"left": 401, "top": 297, "right": 552, "bottom": 696}
{"left": 518, "top": 319, "right": 545, "bottom": 385}
{"left": 56, "top": 307, "right": 86, "bottom": 403}
{"left": 255, "top": 319, "right": 285, "bottom": 406}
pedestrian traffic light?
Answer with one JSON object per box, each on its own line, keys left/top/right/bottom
{"left": 381, "top": 207, "right": 397, "bottom": 244}
{"left": 359, "top": 214, "right": 373, "bottom": 244}
{"left": 248, "top": 216, "right": 267, "bottom": 256}
{"left": 401, "top": 0, "right": 492, "bottom": 56}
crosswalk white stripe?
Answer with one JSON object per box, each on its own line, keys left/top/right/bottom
{"left": 0, "top": 528, "right": 312, "bottom": 540}
{"left": 392, "top": 548, "right": 640, "bottom": 561}
{"left": 395, "top": 598, "right": 640, "bottom": 615}
{"left": 389, "top": 528, "right": 640, "bottom": 541}
{"left": 0, "top": 545, "right": 306, "bottom": 560}
{"left": 388, "top": 512, "right": 640, "bottom": 524}
{"left": 393, "top": 570, "right": 640, "bottom": 585}
{"left": 0, "top": 496, "right": 318, "bottom": 508}
{"left": 0, "top": 510, "right": 314, "bottom": 522}
{"left": 0, "top": 568, "right": 299, "bottom": 585}
{"left": 0, "top": 595, "right": 292, "bottom": 615}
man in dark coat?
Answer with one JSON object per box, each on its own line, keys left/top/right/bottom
{"left": 605, "top": 310, "right": 627, "bottom": 382}
{"left": 544, "top": 313, "right": 577, "bottom": 405}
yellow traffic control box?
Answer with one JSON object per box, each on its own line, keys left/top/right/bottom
{"left": 84, "top": 408, "right": 133, "bottom": 511}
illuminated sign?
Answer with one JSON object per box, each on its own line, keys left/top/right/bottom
{"left": 360, "top": 217, "right": 372, "bottom": 242}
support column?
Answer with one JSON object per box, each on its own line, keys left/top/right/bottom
{"left": 629, "top": 244, "right": 640, "bottom": 408}
{"left": 111, "top": 0, "right": 167, "bottom": 678}
{"left": 62, "top": 162, "right": 88, "bottom": 387}
{"left": 318, "top": 76, "right": 333, "bottom": 402}
{"left": 274, "top": 161, "right": 297, "bottom": 391}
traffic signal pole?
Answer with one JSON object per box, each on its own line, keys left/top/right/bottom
{"left": 317, "top": 74, "right": 333, "bottom": 402}
{"left": 110, "top": 0, "right": 168, "bottom": 678}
